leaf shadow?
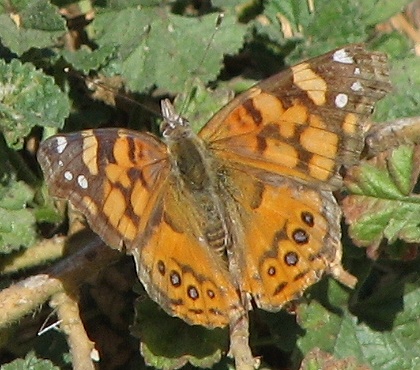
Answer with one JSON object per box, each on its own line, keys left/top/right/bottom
{"left": 349, "top": 258, "right": 420, "bottom": 332}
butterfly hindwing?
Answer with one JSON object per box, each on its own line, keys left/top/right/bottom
{"left": 223, "top": 166, "right": 342, "bottom": 310}
{"left": 132, "top": 184, "right": 243, "bottom": 328}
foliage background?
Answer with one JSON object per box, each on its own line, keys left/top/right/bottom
{"left": 0, "top": 0, "right": 419, "bottom": 369}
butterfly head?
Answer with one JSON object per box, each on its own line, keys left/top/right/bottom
{"left": 160, "top": 99, "right": 192, "bottom": 141}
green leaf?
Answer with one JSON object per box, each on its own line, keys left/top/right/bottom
{"left": 99, "top": 0, "right": 162, "bottom": 10}
{"left": 300, "top": 348, "right": 371, "bottom": 370}
{"left": 379, "top": 57, "right": 420, "bottom": 121}
{"left": 305, "top": 1, "right": 366, "bottom": 45}
{"left": 1, "top": 352, "right": 60, "bottom": 370}
{"left": 89, "top": 9, "right": 247, "bottom": 93}
{"left": 0, "top": 208, "right": 35, "bottom": 252}
{"left": 0, "top": 59, "right": 70, "bottom": 148}
{"left": 297, "top": 278, "right": 420, "bottom": 370}
{"left": 0, "top": 178, "right": 36, "bottom": 253}
{"left": 0, "top": 179, "right": 33, "bottom": 211}
{"left": 61, "top": 44, "right": 118, "bottom": 74}
{"left": 343, "top": 145, "right": 420, "bottom": 248}
{"left": 34, "top": 184, "right": 63, "bottom": 224}
{"left": 131, "top": 294, "right": 228, "bottom": 370}
{"left": 0, "top": 0, "right": 66, "bottom": 56}
{"left": 361, "top": 0, "right": 413, "bottom": 25}
{"left": 283, "top": 0, "right": 405, "bottom": 64}
{"left": 212, "top": 0, "right": 249, "bottom": 11}
{"left": 260, "top": 0, "right": 311, "bottom": 43}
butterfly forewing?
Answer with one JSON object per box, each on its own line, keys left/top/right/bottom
{"left": 38, "top": 128, "right": 170, "bottom": 250}
{"left": 199, "top": 44, "right": 391, "bottom": 189}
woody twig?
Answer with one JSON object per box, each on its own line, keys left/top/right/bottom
{"left": 0, "top": 234, "right": 120, "bottom": 329}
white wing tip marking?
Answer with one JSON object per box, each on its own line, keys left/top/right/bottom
{"left": 333, "top": 48, "right": 354, "bottom": 64}
{"left": 55, "top": 136, "right": 68, "bottom": 154}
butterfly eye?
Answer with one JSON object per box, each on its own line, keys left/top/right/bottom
{"left": 161, "top": 123, "right": 191, "bottom": 140}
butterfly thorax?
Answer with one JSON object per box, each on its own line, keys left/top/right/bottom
{"left": 161, "top": 100, "right": 231, "bottom": 255}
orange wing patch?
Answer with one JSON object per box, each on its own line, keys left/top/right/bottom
{"left": 291, "top": 62, "right": 327, "bottom": 105}
{"left": 206, "top": 95, "right": 343, "bottom": 186}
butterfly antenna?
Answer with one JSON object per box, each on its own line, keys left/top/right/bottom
{"left": 63, "top": 24, "right": 162, "bottom": 118}
{"left": 64, "top": 66, "right": 161, "bottom": 118}
{"left": 179, "top": 12, "right": 225, "bottom": 116}
{"left": 196, "top": 13, "right": 224, "bottom": 77}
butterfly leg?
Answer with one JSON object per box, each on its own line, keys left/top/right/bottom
{"left": 228, "top": 293, "right": 259, "bottom": 370}
{"left": 229, "top": 318, "right": 256, "bottom": 370}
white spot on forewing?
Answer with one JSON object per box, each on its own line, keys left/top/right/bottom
{"left": 58, "top": 160, "right": 64, "bottom": 167}
{"left": 55, "top": 136, "right": 67, "bottom": 154}
{"left": 354, "top": 67, "right": 361, "bottom": 75}
{"left": 351, "top": 81, "right": 363, "bottom": 92}
{"left": 77, "top": 174, "right": 88, "bottom": 189}
{"left": 333, "top": 49, "right": 354, "bottom": 64}
{"left": 64, "top": 171, "right": 73, "bottom": 181}
{"left": 335, "top": 93, "right": 348, "bottom": 108}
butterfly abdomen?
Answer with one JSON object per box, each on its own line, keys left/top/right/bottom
{"left": 203, "top": 207, "right": 231, "bottom": 256}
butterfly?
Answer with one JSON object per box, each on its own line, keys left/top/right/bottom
{"left": 38, "top": 44, "right": 391, "bottom": 330}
